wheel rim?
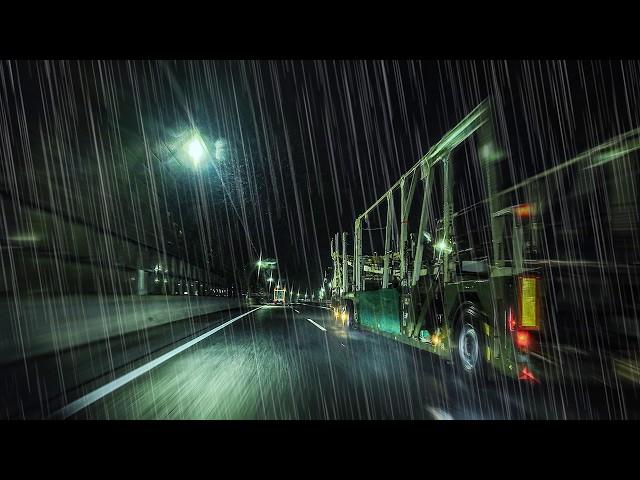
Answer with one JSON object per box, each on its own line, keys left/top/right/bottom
{"left": 458, "top": 323, "right": 479, "bottom": 371}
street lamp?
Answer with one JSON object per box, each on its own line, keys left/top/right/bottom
{"left": 187, "top": 136, "right": 205, "bottom": 166}
{"left": 434, "top": 239, "right": 453, "bottom": 254}
{"left": 184, "top": 133, "right": 226, "bottom": 168}
{"left": 257, "top": 259, "right": 276, "bottom": 268}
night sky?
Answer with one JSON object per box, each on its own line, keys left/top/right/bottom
{"left": 2, "top": 60, "right": 639, "bottom": 291}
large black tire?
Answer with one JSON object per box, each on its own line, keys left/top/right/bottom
{"left": 451, "top": 304, "right": 487, "bottom": 379}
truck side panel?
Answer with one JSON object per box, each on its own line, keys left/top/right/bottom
{"left": 356, "top": 289, "right": 401, "bottom": 335}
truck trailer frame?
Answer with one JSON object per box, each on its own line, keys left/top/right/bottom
{"left": 330, "top": 98, "right": 640, "bottom": 383}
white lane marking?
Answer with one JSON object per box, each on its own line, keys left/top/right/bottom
{"left": 306, "top": 318, "right": 327, "bottom": 332}
{"left": 294, "top": 309, "right": 300, "bottom": 314}
{"left": 427, "top": 407, "right": 454, "bottom": 420}
{"left": 51, "top": 306, "right": 264, "bottom": 419}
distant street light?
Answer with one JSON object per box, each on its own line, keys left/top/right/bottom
{"left": 434, "top": 239, "right": 453, "bottom": 254}
{"left": 257, "top": 259, "right": 277, "bottom": 268}
{"left": 256, "top": 256, "right": 277, "bottom": 283}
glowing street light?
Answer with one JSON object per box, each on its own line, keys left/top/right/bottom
{"left": 256, "top": 257, "right": 277, "bottom": 275}
{"left": 434, "top": 239, "right": 453, "bottom": 254}
{"left": 187, "top": 136, "right": 205, "bottom": 166}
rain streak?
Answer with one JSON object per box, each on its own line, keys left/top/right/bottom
{"left": 0, "top": 60, "right": 638, "bottom": 420}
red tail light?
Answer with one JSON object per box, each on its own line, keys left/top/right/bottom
{"left": 507, "top": 306, "right": 516, "bottom": 332}
{"left": 507, "top": 305, "right": 531, "bottom": 350}
{"left": 515, "top": 331, "right": 531, "bottom": 350}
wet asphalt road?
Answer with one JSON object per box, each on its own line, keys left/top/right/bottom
{"left": 71, "top": 303, "right": 498, "bottom": 420}
{"left": 3, "top": 303, "right": 639, "bottom": 420}
{"left": 67, "top": 304, "right": 640, "bottom": 420}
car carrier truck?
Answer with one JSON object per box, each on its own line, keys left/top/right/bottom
{"left": 330, "top": 98, "right": 640, "bottom": 384}
{"left": 273, "top": 287, "right": 287, "bottom": 305}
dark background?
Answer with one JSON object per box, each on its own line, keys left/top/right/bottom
{"left": 2, "top": 59, "right": 639, "bottom": 291}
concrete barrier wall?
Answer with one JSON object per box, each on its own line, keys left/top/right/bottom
{"left": 0, "top": 294, "right": 246, "bottom": 365}
{"left": 0, "top": 196, "right": 228, "bottom": 296}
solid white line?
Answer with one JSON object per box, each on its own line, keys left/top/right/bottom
{"left": 295, "top": 309, "right": 300, "bottom": 314}
{"left": 306, "top": 318, "right": 327, "bottom": 332}
{"left": 51, "top": 306, "right": 264, "bottom": 419}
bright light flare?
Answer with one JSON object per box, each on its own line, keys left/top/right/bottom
{"left": 187, "top": 137, "right": 205, "bottom": 165}
{"left": 434, "top": 239, "right": 453, "bottom": 254}
{"left": 516, "top": 331, "right": 531, "bottom": 350}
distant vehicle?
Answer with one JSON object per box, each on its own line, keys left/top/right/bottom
{"left": 248, "top": 291, "right": 269, "bottom": 305}
{"left": 273, "top": 287, "right": 287, "bottom": 304}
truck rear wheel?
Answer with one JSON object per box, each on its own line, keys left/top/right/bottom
{"left": 452, "top": 305, "right": 487, "bottom": 378}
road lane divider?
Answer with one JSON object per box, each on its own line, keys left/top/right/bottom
{"left": 51, "top": 306, "right": 264, "bottom": 419}
{"left": 306, "top": 318, "right": 327, "bottom": 332}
